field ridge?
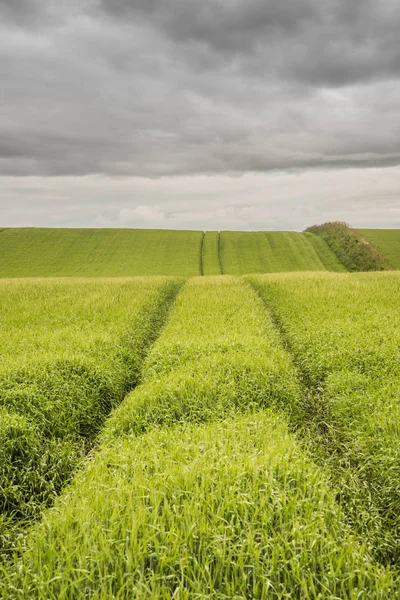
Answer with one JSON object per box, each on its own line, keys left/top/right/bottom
{"left": 217, "top": 231, "right": 223, "bottom": 274}
{"left": 248, "top": 272, "right": 400, "bottom": 566}
{"left": 199, "top": 231, "right": 205, "bottom": 276}
{"left": 0, "top": 277, "right": 184, "bottom": 559}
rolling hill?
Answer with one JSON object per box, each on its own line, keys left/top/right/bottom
{"left": 0, "top": 228, "right": 346, "bottom": 277}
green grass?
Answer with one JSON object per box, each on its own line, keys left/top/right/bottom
{"left": 3, "top": 415, "right": 395, "bottom": 599}
{"left": 248, "top": 271, "right": 400, "bottom": 565}
{"left": 0, "top": 277, "right": 183, "bottom": 555}
{"left": 220, "top": 231, "right": 346, "bottom": 274}
{"left": 358, "top": 230, "right": 400, "bottom": 270}
{"left": 2, "top": 276, "right": 396, "bottom": 598}
{"left": 103, "top": 276, "right": 302, "bottom": 439}
{"left": 0, "top": 229, "right": 203, "bottom": 278}
{"left": 306, "top": 223, "right": 391, "bottom": 271}
{"left": 0, "top": 227, "right": 351, "bottom": 278}
{"left": 201, "top": 231, "right": 222, "bottom": 275}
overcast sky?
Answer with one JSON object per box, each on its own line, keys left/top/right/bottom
{"left": 1, "top": 0, "right": 400, "bottom": 230}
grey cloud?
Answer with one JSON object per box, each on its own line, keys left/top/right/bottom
{"left": 1, "top": 0, "right": 400, "bottom": 181}
{"left": 99, "top": 0, "right": 400, "bottom": 86}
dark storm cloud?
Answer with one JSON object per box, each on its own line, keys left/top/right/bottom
{"left": 99, "top": 0, "right": 400, "bottom": 85}
{"left": 1, "top": 0, "right": 400, "bottom": 178}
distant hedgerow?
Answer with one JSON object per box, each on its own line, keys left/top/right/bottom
{"left": 305, "top": 222, "right": 391, "bottom": 272}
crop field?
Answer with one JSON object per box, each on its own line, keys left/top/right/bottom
{"left": 0, "top": 277, "right": 183, "bottom": 557}
{"left": 219, "top": 231, "right": 346, "bottom": 274}
{"left": 1, "top": 274, "right": 400, "bottom": 598}
{"left": 1, "top": 226, "right": 400, "bottom": 597}
{"left": 0, "top": 229, "right": 203, "bottom": 278}
{"left": 358, "top": 229, "right": 400, "bottom": 270}
{"left": 249, "top": 272, "right": 400, "bottom": 565}
{"left": 0, "top": 228, "right": 348, "bottom": 278}
{"left": 201, "top": 231, "right": 222, "bottom": 275}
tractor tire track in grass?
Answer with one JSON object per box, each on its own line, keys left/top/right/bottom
{"left": 0, "top": 277, "right": 183, "bottom": 560}
{"left": 3, "top": 276, "right": 397, "bottom": 598}
{"left": 201, "top": 232, "right": 222, "bottom": 276}
{"left": 248, "top": 272, "right": 400, "bottom": 568}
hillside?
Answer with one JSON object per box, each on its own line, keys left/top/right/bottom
{"left": 0, "top": 228, "right": 346, "bottom": 278}
{"left": 0, "top": 228, "right": 203, "bottom": 278}
{"left": 219, "top": 231, "right": 346, "bottom": 274}
{"left": 358, "top": 229, "right": 400, "bottom": 270}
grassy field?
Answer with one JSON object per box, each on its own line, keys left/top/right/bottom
{"left": 358, "top": 229, "right": 400, "bottom": 269}
{"left": 0, "top": 277, "right": 183, "bottom": 557}
{"left": 249, "top": 272, "right": 400, "bottom": 565}
{"left": 2, "top": 277, "right": 396, "bottom": 598}
{"left": 1, "top": 228, "right": 400, "bottom": 596}
{"left": 219, "top": 231, "right": 346, "bottom": 274}
{"left": 0, "top": 229, "right": 203, "bottom": 277}
{"left": 0, "top": 228, "right": 351, "bottom": 278}
{"left": 201, "top": 231, "right": 222, "bottom": 275}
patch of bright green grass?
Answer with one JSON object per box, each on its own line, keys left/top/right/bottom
{"left": 104, "top": 276, "right": 302, "bottom": 438}
{"left": 3, "top": 276, "right": 396, "bottom": 598}
{"left": 249, "top": 271, "right": 400, "bottom": 564}
{"left": 0, "top": 277, "right": 182, "bottom": 555}
{"left": 0, "top": 228, "right": 202, "bottom": 278}
{"left": 358, "top": 229, "right": 400, "bottom": 270}
{"left": 201, "top": 231, "right": 222, "bottom": 275}
{"left": 220, "top": 231, "right": 345, "bottom": 274}
{"left": 3, "top": 414, "right": 396, "bottom": 599}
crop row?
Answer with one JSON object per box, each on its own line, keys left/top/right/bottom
{"left": 249, "top": 272, "right": 400, "bottom": 565}
{"left": 0, "top": 277, "right": 183, "bottom": 557}
{"left": 3, "top": 277, "right": 396, "bottom": 598}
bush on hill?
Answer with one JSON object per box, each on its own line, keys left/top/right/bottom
{"left": 305, "top": 222, "right": 391, "bottom": 272}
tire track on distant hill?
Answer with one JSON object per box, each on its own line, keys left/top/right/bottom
{"left": 217, "top": 231, "right": 223, "bottom": 274}
{"left": 199, "top": 231, "right": 205, "bottom": 276}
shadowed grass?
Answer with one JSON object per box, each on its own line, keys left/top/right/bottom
{"left": 306, "top": 223, "right": 390, "bottom": 272}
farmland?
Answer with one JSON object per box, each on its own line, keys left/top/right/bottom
{"left": 249, "top": 272, "right": 400, "bottom": 565}
{"left": 358, "top": 229, "right": 400, "bottom": 270}
{"left": 0, "top": 228, "right": 346, "bottom": 278}
{"left": 0, "top": 277, "right": 183, "bottom": 557}
{"left": 219, "top": 231, "right": 346, "bottom": 274}
{"left": 2, "top": 276, "right": 398, "bottom": 598}
{"left": 0, "top": 229, "right": 203, "bottom": 278}
{"left": 1, "top": 227, "right": 400, "bottom": 597}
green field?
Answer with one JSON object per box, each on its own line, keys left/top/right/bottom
{"left": 219, "top": 231, "right": 346, "bottom": 274}
{"left": 358, "top": 229, "right": 400, "bottom": 269}
{"left": 249, "top": 272, "right": 400, "bottom": 564}
{"left": 2, "top": 276, "right": 398, "bottom": 598}
{"left": 201, "top": 231, "right": 222, "bottom": 275}
{"left": 2, "top": 228, "right": 400, "bottom": 597}
{"left": 0, "top": 228, "right": 348, "bottom": 278}
{"left": 0, "top": 277, "right": 183, "bottom": 556}
{"left": 0, "top": 229, "right": 203, "bottom": 277}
